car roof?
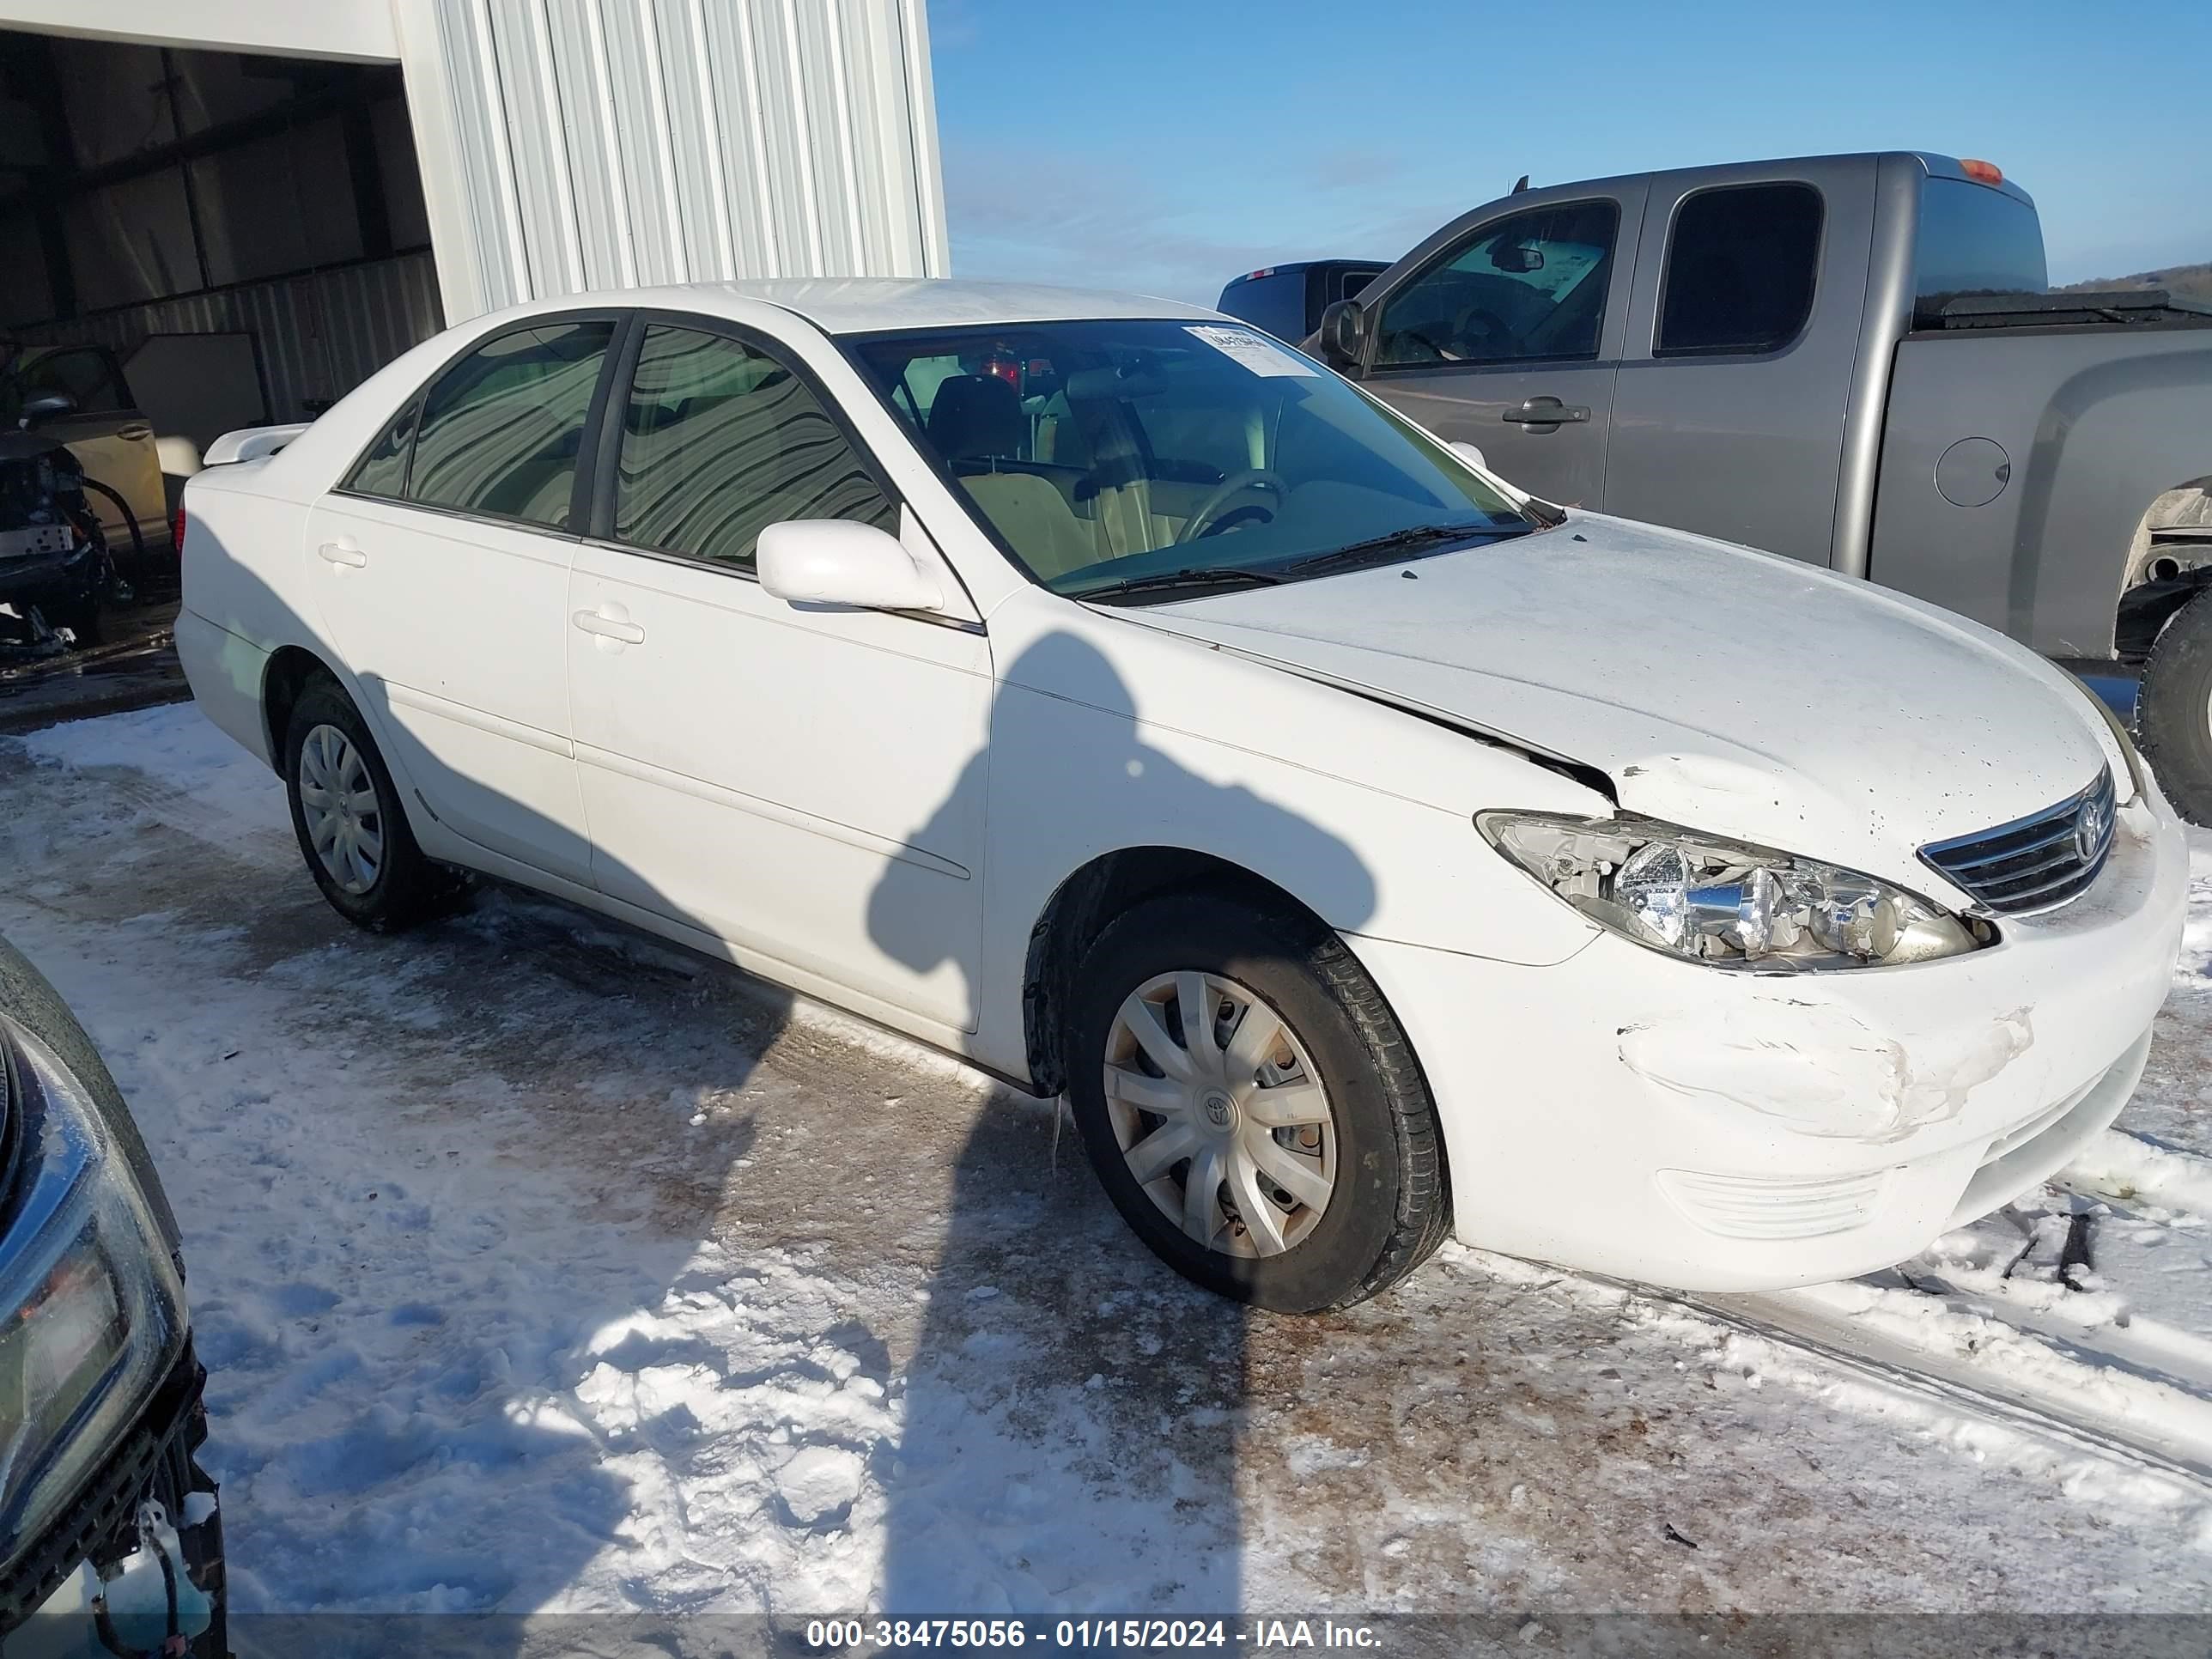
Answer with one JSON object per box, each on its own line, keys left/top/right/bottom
{"left": 591, "top": 277, "right": 1224, "bottom": 335}
{"left": 1223, "top": 259, "right": 1388, "bottom": 286}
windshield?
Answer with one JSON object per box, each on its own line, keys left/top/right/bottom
{"left": 847, "top": 319, "right": 1539, "bottom": 600}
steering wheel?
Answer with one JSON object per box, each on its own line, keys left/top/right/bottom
{"left": 1449, "top": 307, "right": 1514, "bottom": 359}
{"left": 1178, "top": 469, "right": 1286, "bottom": 543}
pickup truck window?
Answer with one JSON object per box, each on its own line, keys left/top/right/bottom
{"left": 1912, "top": 177, "right": 2049, "bottom": 322}
{"left": 1656, "top": 183, "right": 1822, "bottom": 357}
{"left": 1372, "top": 200, "right": 1618, "bottom": 368}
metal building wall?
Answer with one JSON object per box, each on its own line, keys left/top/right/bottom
{"left": 16, "top": 250, "right": 445, "bottom": 429}
{"left": 392, "top": 0, "right": 948, "bottom": 324}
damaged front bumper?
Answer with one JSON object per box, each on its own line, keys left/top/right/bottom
{"left": 1, "top": 1342, "right": 225, "bottom": 1659}
{"left": 1351, "top": 787, "right": 2191, "bottom": 1291}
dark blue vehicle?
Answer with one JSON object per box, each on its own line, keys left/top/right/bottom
{"left": 1215, "top": 259, "right": 1386, "bottom": 345}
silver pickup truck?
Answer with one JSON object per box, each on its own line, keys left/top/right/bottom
{"left": 1306, "top": 152, "right": 2212, "bottom": 821}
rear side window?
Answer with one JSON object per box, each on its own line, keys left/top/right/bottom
{"left": 405, "top": 319, "right": 615, "bottom": 530}
{"left": 343, "top": 397, "right": 418, "bottom": 499}
{"left": 1913, "top": 176, "right": 2048, "bottom": 320}
{"left": 611, "top": 325, "right": 896, "bottom": 571}
{"left": 1373, "top": 200, "right": 1620, "bottom": 368}
{"left": 1657, "top": 183, "right": 1822, "bottom": 356}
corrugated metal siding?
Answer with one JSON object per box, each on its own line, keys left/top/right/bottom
{"left": 17, "top": 251, "right": 445, "bottom": 423}
{"left": 428, "top": 0, "right": 945, "bottom": 317}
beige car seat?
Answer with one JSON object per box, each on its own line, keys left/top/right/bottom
{"left": 927, "top": 376, "right": 1099, "bottom": 581}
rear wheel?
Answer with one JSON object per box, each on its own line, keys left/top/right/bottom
{"left": 283, "top": 677, "right": 457, "bottom": 930}
{"left": 2139, "top": 587, "right": 2212, "bottom": 825}
{"left": 1066, "top": 894, "right": 1449, "bottom": 1313}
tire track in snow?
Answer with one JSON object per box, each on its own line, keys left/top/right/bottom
{"left": 1689, "top": 1281, "right": 2212, "bottom": 1487}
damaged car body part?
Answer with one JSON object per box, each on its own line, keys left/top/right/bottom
{"left": 173, "top": 281, "right": 2190, "bottom": 1311}
{"left": 0, "top": 934, "right": 224, "bottom": 1654}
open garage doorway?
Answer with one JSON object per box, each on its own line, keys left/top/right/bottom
{"left": 0, "top": 29, "right": 443, "bottom": 570}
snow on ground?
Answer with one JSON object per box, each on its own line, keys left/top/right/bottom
{"left": 5, "top": 702, "right": 2212, "bottom": 1617}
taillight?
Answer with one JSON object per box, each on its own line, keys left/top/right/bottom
{"left": 173, "top": 507, "right": 187, "bottom": 552}
{"left": 1960, "top": 158, "right": 2004, "bottom": 187}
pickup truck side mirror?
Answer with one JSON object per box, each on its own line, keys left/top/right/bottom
{"left": 18, "top": 392, "right": 74, "bottom": 428}
{"left": 1315, "top": 299, "right": 1368, "bottom": 370}
{"left": 757, "top": 519, "right": 944, "bottom": 614}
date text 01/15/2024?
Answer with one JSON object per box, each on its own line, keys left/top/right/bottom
{"left": 804, "top": 1620, "right": 1383, "bottom": 1650}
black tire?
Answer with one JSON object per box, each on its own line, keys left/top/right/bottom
{"left": 2139, "top": 588, "right": 2212, "bottom": 827}
{"left": 282, "top": 675, "right": 457, "bottom": 930}
{"left": 1065, "top": 893, "right": 1450, "bottom": 1314}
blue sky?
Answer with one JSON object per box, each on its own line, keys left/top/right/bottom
{"left": 926, "top": 0, "right": 2212, "bottom": 303}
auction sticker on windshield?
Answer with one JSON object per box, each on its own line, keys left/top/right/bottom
{"left": 1185, "top": 324, "right": 1316, "bottom": 377}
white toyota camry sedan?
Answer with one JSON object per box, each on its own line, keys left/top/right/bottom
{"left": 176, "top": 280, "right": 2189, "bottom": 1312}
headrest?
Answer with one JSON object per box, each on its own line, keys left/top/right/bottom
{"left": 927, "top": 374, "right": 1024, "bottom": 460}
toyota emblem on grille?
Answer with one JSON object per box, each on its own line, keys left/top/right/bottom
{"left": 2075, "top": 793, "right": 2110, "bottom": 864}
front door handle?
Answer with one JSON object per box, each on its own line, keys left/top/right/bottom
{"left": 317, "top": 538, "right": 367, "bottom": 568}
{"left": 1501, "top": 397, "right": 1592, "bottom": 427}
{"left": 572, "top": 609, "right": 646, "bottom": 645}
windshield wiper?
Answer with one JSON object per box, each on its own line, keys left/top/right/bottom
{"left": 1072, "top": 566, "right": 1286, "bottom": 604}
{"left": 1284, "top": 522, "right": 1517, "bottom": 577}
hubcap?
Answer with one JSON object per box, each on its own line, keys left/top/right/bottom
{"left": 298, "top": 723, "right": 384, "bottom": 896}
{"left": 1103, "top": 970, "right": 1336, "bottom": 1259}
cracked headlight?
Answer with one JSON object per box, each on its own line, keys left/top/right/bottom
{"left": 0, "top": 1013, "right": 185, "bottom": 1569}
{"left": 1478, "top": 812, "right": 1993, "bottom": 970}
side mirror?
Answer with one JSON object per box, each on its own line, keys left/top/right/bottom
{"left": 18, "top": 392, "right": 73, "bottom": 428}
{"left": 1449, "top": 441, "right": 1489, "bottom": 473}
{"left": 1314, "top": 299, "right": 1368, "bottom": 369}
{"left": 758, "top": 519, "right": 944, "bottom": 613}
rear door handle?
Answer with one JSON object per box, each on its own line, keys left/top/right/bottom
{"left": 572, "top": 609, "right": 646, "bottom": 644}
{"left": 1502, "top": 397, "right": 1591, "bottom": 426}
{"left": 317, "top": 538, "right": 367, "bottom": 568}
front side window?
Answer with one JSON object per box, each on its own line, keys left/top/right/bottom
{"left": 1656, "top": 183, "right": 1823, "bottom": 356}
{"left": 405, "top": 319, "right": 614, "bottom": 530}
{"left": 3, "top": 347, "right": 131, "bottom": 422}
{"left": 612, "top": 325, "right": 896, "bottom": 571}
{"left": 1372, "top": 201, "right": 1619, "bottom": 368}
{"left": 851, "top": 319, "right": 1541, "bottom": 600}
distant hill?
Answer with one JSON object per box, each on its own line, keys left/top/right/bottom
{"left": 2058, "top": 263, "right": 2212, "bottom": 303}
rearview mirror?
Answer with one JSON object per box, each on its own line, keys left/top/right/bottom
{"left": 758, "top": 519, "right": 944, "bottom": 613}
{"left": 1490, "top": 244, "right": 1545, "bottom": 275}
{"left": 1449, "top": 441, "right": 1489, "bottom": 473}
{"left": 18, "top": 392, "right": 73, "bottom": 428}
{"left": 1314, "top": 299, "right": 1367, "bottom": 369}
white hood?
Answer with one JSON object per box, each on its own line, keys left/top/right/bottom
{"left": 1133, "top": 513, "right": 2118, "bottom": 892}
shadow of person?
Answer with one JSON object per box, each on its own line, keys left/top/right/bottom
{"left": 866, "top": 629, "right": 1376, "bottom": 1622}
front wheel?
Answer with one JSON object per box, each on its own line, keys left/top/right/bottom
{"left": 1066, "top": 894, "right": 1450, "bottom": 1313}
{"left": 2139, "top": 587, "right": 2212, "bottom": 826}
{"left": 283, "top": 676, "right": 458, "bottom": 930}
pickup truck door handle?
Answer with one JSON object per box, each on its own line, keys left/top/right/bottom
{"left": 317, "top": 538, "right": 367, "bottom": 568}
{"left": 1502, "top": 397, "right": 1592, "bottom": 426}
{"left": 572, "top": 609, "right": 646, "bottom": 645}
